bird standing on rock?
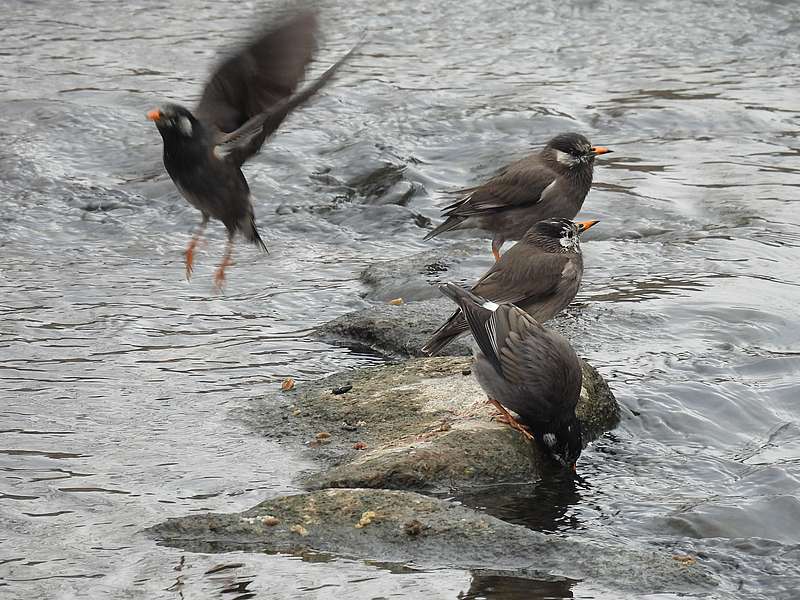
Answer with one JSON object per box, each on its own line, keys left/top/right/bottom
{"left": 147, "top": 6, "right": 356, "bottom": 290}
{"left": 422, "top": 218, "right": 598, "bottom": 356}
{"left": 424, "top": 133, "right": 611, "bottom": 261}
{"left": 439, "top": 283, "right": 584, "bottom": 471}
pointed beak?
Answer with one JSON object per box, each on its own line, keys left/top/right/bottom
{"left": 590, "top": 146, "right": 612, "bottom": 156}
{"left": 146, "top": 109, "right": 162, "bottom": 122}
{"left": 576, "top": 220, "right": 600, "bottom": 234}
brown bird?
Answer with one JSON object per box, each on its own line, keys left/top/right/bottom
{"left": 147, "top": 6, "right": 356, "bottom": 290}
{"left": 439, "top": 283, "right": 584, "bottom": 470}
{"left": 422, "top": 218, "right": 598, "bottom": 356}
{"left": 424, "top": 132, "right": 611, "bottom": 261}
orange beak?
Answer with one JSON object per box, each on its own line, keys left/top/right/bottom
{"left": 591, "top": 146, "right": 612, "bottom": 156}
{"left": 146, "top": 109, "right": 162, "bottom": 121}
{"left": 576, "top": 220, "right": 600, "bottom": 234}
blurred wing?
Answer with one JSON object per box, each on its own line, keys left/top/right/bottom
{"left": 195, "top": 9, "right": 318, "bottom": 139}
{"left": 214, "top": 39, "right": 360, "bottom": 166}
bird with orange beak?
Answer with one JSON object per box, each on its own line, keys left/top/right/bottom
{"left": 423, "top": 218, "right": 599, "bottom": 356}
{"left": 424, "top": 133, "right": 612, "bottom": 261}
{"left": 147, "top": 6, "right": 356, "bottom": 290}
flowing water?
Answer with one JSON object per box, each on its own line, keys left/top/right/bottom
{"left": 1, "top": 0, "right": 799, "bottom": 598}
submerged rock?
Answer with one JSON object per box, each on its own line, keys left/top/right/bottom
{"left": 148, "top": 487, "right": 714, "bottom": 594}
{"left": 247, "top": 356, "right": 619, "bottom": 492}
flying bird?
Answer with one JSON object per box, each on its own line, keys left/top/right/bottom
{"left": 425, "top": 132, "right": 611, "bottom": 261}
{"left": 147, "top": 6, "right": 356, "bottom": 289}
{"left": 439, "top": 283, "right": 584, "bottom": 471}
{"left": 422, "top": 218, "right": 598, "bottom": 356}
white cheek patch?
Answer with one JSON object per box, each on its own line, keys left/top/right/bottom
{"left": 178, "top": 116, "right": 193, "bottom": 137}
{"left": 555, "top": 150, "right": 575, "bottom": 165}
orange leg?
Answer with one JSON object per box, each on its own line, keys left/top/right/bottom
{"left": 491, "top": 238, "right": 503, "bottom": 262}
{"left": 487, "top": 397, "right": 534, "bottom": 441}
{"left": 213, "top": 238, "right": 234, "bottom": 293}
{"left": 185, "top": 216, "right": 209, "bottom": 281}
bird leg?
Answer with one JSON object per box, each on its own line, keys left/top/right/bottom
{"left": 491, "top": 237, "right": 504, "bottom": 262}
{"left": 487, "top": 397, "right": 534, "bottom": 441}
{"left": 213, "top": 238, "right": 234, "bottom": 293}
{"left": 185, "top": 215, "right": 209, "bottom": 281}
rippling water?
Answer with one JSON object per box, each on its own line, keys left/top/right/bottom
{"left": 2, "top": 0, "right": 799, "bottom": 598}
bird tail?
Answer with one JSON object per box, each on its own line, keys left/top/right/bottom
{"left": 439, "top": 282, "right": 487, "bottom": 308}
{"left": 439, "top": 282, "right": 508, "bottom": 371}
{"left": 423, "top": 215, "right": 466, "bottom": 241}
{"left": 241, "top": 214, "right": 268, "bottom": 252}
{"left": 421, "top": 311, "right": 469, "bottom": 356}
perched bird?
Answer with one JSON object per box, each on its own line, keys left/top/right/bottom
{"left": 422, "top": 218, "right": 598, "bottom": 356}
{"left": 424, "top": 132, "right": 611, "bottom": 261}
{"left": 439, "top": 283, "right": 583, "bottom": 470}
{"left": 147, "top": 6, "right": 356, "bottom": 289}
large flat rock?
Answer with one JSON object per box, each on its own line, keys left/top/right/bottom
{"left": 147, "top": 488, "right": 714, "bottom": 595}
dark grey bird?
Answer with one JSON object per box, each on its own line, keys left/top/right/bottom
{"left": 147, "top": 6, "right": 356, "bottom": 289}
{"left": 424, "top": 132, "right": 611, "bottom": 261}
{"left": 439, "top": 283, "right": 583, "bottom": 470}
{"left": 422, "top": 218, "right": 598, "bottom": 356}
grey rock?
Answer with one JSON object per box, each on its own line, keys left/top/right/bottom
{"left": 147, "top": 487, "right": 714, "bottom": 594}
{"left": 245, "top": 356, "right": 619, "bottom": 492}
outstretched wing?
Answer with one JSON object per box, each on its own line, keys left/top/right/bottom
{"left": 195, "top": 9, "right": 317, "bottom": 156}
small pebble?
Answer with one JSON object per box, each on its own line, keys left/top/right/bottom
{"left": 332, "top": 384, "right": 353, "bottom": 395}
{"left": 389, "top": 298, "right": 404, "bottom": 305}
{"left": 461, "top": 369, "right": 471, "bottom": 376}
{"left": 281, "top": 377, "right": 295, "bottom": 391}
{"left": 290, "top": 524, "right": 308, "bottom": 536}
{"left": 315, "top": 431, "right": 331, "bottom": 440}
{"left": 261, "top": 516, "right": 280, "bottom": 526}
{"left": 353, "top": 441, "right": 367, "bottom": 450}
{"left": 355, "top": 510, "right": 377, "bottom": 528}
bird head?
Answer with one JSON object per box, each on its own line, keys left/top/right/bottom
{"left": 146, "top": 104, "right": 200, "bottom": 140}
{"left": 526, "top": 218, "right": 599, "bottom": 252}
{"left": 536, "top": 420, "right": 583, "bottom": 471}
{"left": 545, "top": 132, "right": 612, "bottom": 168}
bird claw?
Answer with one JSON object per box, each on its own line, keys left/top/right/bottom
{"left": 487, "top": 398, "right": 534, "bottom": 441}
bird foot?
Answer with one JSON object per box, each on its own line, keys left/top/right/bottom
{"left": 212, "top": 268, "right": 226, "bottom": 293}
{"left": 184, "top": 248, "right": 195, "bottom": 281}
{"left": 487, "top": 398, "right": 534, "bottom": 441}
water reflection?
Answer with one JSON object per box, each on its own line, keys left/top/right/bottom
{"left": 459, "top": 571, "right": 577, "bottom": 600}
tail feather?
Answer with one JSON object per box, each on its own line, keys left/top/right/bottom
{"left": 241, "top": 214, "right": 268, "bottom": 252}
{"left": 439, "top": 282, "right": 504, "bottom": 373}
{"left": 421, "top": 311, "right": 469, "bottom": 356}
{"left": 423, "top": 215, "right": 466, "bottom": 241}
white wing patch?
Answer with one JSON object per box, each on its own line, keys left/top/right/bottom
{"left": 485, "top": 313, "right": 500, "bottom": 360}
{"left": 482, "top": 300, "right": 500, "bottom": 311}
{"left": 543, "top": 433, "right": 557, "bottom": 447}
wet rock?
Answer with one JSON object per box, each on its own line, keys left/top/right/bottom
{"left": 247, "top": 356, "right": 619, "bottom": 492}
{"left": 147, "top": 488, "right": 714, "bottom": 594}
{"left": 315, "top": 298, "right": 473, "bottom": 358}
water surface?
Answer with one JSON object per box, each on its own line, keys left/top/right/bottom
{"left": 1, "top": 0, "right": 799, "bottom": 598}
